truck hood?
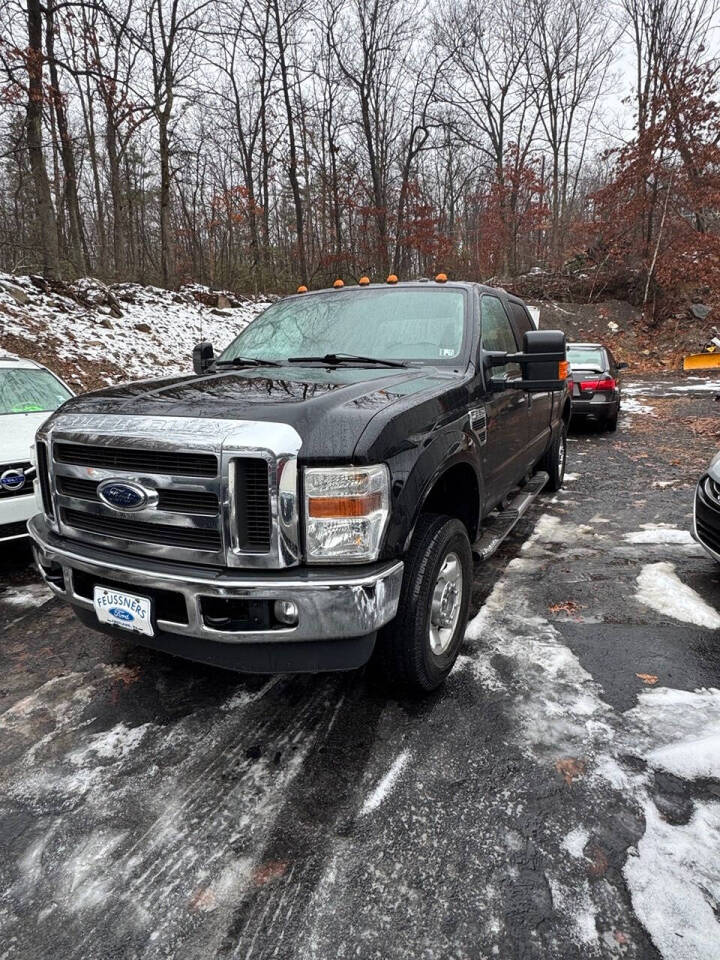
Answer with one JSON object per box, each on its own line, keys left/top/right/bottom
{"left": 51, "top": 365, "right": 455, "bottom": 461}
{"left": 0, "top": 411, "right": 54, "bottom": 464}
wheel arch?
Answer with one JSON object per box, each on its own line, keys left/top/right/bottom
{"left": 405, "top": 459, "right": 481, "bottom": 550}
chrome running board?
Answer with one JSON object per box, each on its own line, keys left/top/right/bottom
{"left": 472, "top": 471, "right": 549, "bottom": 561}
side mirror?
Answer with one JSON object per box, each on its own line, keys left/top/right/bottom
{"left": 617, "top": 361, "right": 629, "bottom": 370}
{"left": 193, "top": 340, "right": 214, "bottom": 375}
{"left": 486, "top": 330, "right": 567, "bottom": 392}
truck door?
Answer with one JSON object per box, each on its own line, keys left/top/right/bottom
{"left": 507, "top": 300, "right": 552, "bottom": 463}
{"left": 479, "top": 294, "right": 529, "bottom": 506}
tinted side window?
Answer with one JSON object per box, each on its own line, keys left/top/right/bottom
{"left": 507, "top": 302, "right": 534, "bottom": 342}
{"left": 482, "top": 296, "right": 521, "bottom": 377}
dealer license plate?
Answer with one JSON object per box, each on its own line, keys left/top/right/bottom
{"left": 93, "top": 586, "right": 154, "bottom": 637}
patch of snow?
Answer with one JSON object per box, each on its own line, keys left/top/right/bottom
{"left": 624, "top": 801, "right": 720, "bottom": 960}
{"left": 630, "top": 687, "right": 720, "bottom": 782}
{"left": 622, "top": 397, "right": 655, "bottom": 416}
{"left": 635, "top": 562, "right": 720, "bottom": 628}
{"left": 564, "top": 472, "right": 579, "bottom": 482}
{"left": 548, "top": 877, "right": 598, "bottom": 944}
{"left": 561, "top": 826, "right": 589, "bottom": 858}
{"left": 360, "top": 750, "right": 410, "bottom": 815}
{"left": 0, "top": 583, "right": 52, "bottom": 607}
{"left": 68, "top": 722, "right": 151, "bottom": 765}
{"left": 624, "top": 524, "right": 695, "bottom": 545}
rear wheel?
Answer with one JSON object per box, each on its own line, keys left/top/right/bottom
{"left": 372, "top": 514, "right": 472, "bottom": 695}
{"left": 605, "top": 408, "right": 619, "bottom": 432}
{"left": 540, "top": 425, "right": 567, "bottom": 491}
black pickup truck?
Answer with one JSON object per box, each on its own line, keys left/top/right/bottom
{"left": 29, "top": 280, "right": 571, "bottom": 693}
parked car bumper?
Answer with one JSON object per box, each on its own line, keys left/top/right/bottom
{"left": 571, "top": 396, "right": 618, "bottom": 418}
{"left": 0, "top": 491, "right": 37, "bottom": 542}
{"left": 28, "top": 513, "right": 404, "bottom": 673}
{"left": 693, "top": 474, "right": 720, "bottom": 562}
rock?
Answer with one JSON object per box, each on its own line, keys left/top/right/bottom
{"left": 100, "top": 317, "right": 113, "bottom": 329}
{"left": 135, "top": 322, "right": 152, "bottom": 333}
{"left": 217, "top": 293, "right": 231, "bottom": 309}
{"left": 210, "top": 308, "right": 231, "bottom": 317}
{"left": 690, "top": 303, "right": 711, "bottom": 320}
{"left": 0, "top": 282, "right": 28, "bottom": 305}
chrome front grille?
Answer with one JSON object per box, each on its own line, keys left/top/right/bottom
{"left": 36, "top": 413, "right": 303, "bottom": 569}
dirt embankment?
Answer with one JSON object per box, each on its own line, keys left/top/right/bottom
{"left": 527, "top": 298, "right": 711, "bottom": 372}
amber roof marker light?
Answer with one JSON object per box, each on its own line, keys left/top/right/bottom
{"left": 333, "top": 278, "right": 345, "bottom": 288}
{"left": 358, "top": 276, "right": 370, "bottom": 286}
{"left": 296, "top": 284, "right": 308, "bottom": 293}
{"left": 435, "top": 272, "right": 448, "bottom": 283}
{"left": 386, "top": 274, "right": 398, "bottom": 284}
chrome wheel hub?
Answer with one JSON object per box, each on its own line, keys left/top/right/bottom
{"left": 429, "top": 551, "right": 463, "bottom": 655}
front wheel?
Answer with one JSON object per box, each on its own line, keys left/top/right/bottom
{"left": 372, "top": 514, "right": 472, "bottom": 695}
{"left": 540, "top": 425, "right": 567, "bottom": 491}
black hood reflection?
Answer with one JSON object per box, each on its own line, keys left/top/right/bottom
{"left": 57, "top": 364, "right": 455, "bottom": 462}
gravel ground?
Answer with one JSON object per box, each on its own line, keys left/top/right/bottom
{"left": 1, "top": 373, "right": 719, "bottom": 960}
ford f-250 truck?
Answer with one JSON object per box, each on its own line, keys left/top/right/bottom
{"left": 29, "top": 279, "right": 571, "bottom": 693}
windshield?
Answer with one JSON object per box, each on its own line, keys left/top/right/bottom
{"left": 0, "top": 368, "right": 71, "bottom": 415}
{"left": 218, "top": 288, "right": 467, "bottom": 366}
{"left": 567, "top": 347, "right": 605, "bottom": 369}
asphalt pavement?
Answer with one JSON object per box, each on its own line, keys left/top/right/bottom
{"left": 1, "top": 373, "right": 719, "bottom": 960}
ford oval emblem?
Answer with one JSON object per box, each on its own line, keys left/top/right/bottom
{"left": 1, "top": 468, "right": 27, "bottom": 492}
{"left": 97, "top": 478, "right": 149, "bottom": 512}
{"left": 109, "top": 607, "right": 134, "bottom": 622}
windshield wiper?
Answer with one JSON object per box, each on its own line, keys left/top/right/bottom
{"left": 213, "top": 356, "right": 282, "bottom": 368}
{"left": 287, "top": 353, "right": 408, "bottom": 369}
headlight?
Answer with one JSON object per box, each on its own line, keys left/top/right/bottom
{"left": 304, "top": 465, "right": 390, "bottom": 563}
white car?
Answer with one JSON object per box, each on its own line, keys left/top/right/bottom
{"left": 0, "top": 357, "right": 73, "bottom": 543}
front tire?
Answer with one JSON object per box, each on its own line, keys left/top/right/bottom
{"left": 540, "top": 424, "right": 567, "bottom": 491}
{"left": 372, "top": 514, "right": 472, "bottom": 695}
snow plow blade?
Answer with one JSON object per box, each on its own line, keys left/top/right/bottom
{"left": 683, "top": 353, "right": 720, "bottom": 370}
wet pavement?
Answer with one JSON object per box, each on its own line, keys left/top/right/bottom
{"left": 1, "top": 373, "right": 719, "bottom": 960}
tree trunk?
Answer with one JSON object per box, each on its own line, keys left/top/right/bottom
{"left": 159, "top": 107, "right": 174, "bottom": 287}
{"left": 46, "top": 2, "right": 86, "bottom": 274}
{"left": 25, "top": 0, "right": 60, "bottom": 278}
{"left": 273, "top": 0, "right": 307, "bottom": 284}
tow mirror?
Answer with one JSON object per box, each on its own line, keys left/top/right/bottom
{"left": 193, "top": 340, "right": 214, "bottom": 375}
{"left": 486, "top": 330, "right": 568, "bottom": 392}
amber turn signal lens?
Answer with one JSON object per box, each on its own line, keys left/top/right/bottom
{"left": 386, "top": 274, "right": 398, "bottom": 284}
{"left": 435, "top": 272, "right": 448, "bottom": 283}
{"left": 308, "top": 493, "right": 383, "bottom": 518}
{"left": 296, "top": 284, "right": 308, "bottom": 293}
{"left": 333, "top": 278, "right": 344, "bottom": 288}
{"left": 358, "top": 276, "right": 370, "bottom": 285}
{"left": 559, "top": 360, "right": 571, "bottom": 379}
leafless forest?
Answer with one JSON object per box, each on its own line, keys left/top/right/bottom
{"left": 0, "top": 0, "right": 718, "bottom": 306}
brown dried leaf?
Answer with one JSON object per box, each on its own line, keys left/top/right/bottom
{"left": 188, "top": 886, "right": 217, "bottom": 912}
{"left": 555, "top": 757, "right": 586, "bottom": 785}
{"left": 252, "top": 860, "right": 288, "bottom": 886}
{"left": 549, "top": 601, "right": 582, "bottom": 615}
{"left": 636, "top": 673, "right": 658, "bottom": 685}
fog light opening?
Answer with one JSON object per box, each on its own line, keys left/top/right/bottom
{"left": 274, "top": 600, "right": 299, "bottom": 626}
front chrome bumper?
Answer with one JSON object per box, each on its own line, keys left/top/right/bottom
{"left": 28, "top": 514, "right": 403, "bottom": 645}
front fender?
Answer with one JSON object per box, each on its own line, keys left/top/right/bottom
{"left": 381, "top": 417, "right": 483, "bottom": 558}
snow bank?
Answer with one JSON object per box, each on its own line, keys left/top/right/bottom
{"left": 0, "top": 274, "right": 269, "bottom": 390}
